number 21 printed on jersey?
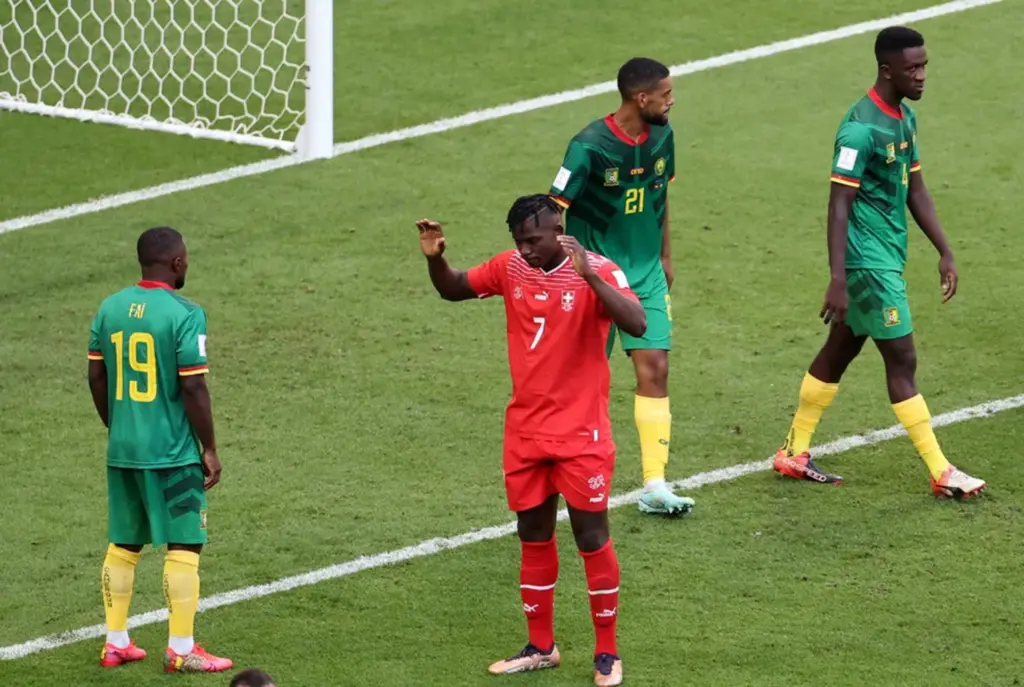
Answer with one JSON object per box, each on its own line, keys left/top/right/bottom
{"left": 624, "top": 188, "right": 645, "bottom": 214}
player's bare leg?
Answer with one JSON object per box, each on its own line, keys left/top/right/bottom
{"left": 567, "top": 506, "right": 622, "bottom": 686}
{"left": 876, "top": 335, "right": 985, "bottom": 497}
{"left": 631, "top": 349, "right": 694, "bottom": 516}
{"left": 489, "top": 495, "right": 562, "bottom": 676}
{"left": 775, "top": 323, "right": 866, "bottom": 484}
{"left": 162, "top": 543, "right": 233, "bottom": 673}
{"left": 99, "top": 543, "right": 147, "bottom": 667}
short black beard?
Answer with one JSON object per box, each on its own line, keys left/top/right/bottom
{"left": 641, "top": 112, "right": 668, "bottom": 126}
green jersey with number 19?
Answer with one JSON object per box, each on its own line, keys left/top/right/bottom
{"left": 550, "top": 116, "right": 675, "bottom": 299}
{"left": 829, "top": 88, "right": 921, "bottom": 271}
{"left": 88, "top": 281, "right": 209, "bottom": 470}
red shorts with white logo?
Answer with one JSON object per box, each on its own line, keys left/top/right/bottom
{"left": 502, "top": 434, "right": 616, "bottom": 513}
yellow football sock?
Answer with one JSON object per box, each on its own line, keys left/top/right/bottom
{"left": 164, "top": 550, "right": 201, "bottom": 641}
{"left": 892, "top": 394, "right": 950, "bottom": 480}
{"left": 784, "top": 373, "right": 839, "bottom": 455}
{"left": 635, "top": 395, "right": 671, "bottom": 483}
{"left": 101, "top": 544, "right": 141, "bottom": 633}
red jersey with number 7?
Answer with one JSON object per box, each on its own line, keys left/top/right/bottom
{"left": 466, "top": 249, "right": 638, "bottom": 441}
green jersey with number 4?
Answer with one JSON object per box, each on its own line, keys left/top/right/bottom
{"left": 829, "top": 88, "right": 921, "bottom": 271}
{"left": 550, "top": 116, "right": 675, "bottom": 299}
{"left": 88, "top": 281, "right": 209, "bottom": 470}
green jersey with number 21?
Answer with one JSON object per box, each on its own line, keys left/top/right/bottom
{"left": 550, "top": 115, "right": 675, "bottom": 299}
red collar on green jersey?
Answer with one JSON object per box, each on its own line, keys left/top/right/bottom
{"left": 138, "top": 280, "right": 174, "bottom": 291}
{"left": 868, "top": 87, "right": 903, "bottom": 120}
{"left": 604, "top": 115, "right": 649, "bottom": 146}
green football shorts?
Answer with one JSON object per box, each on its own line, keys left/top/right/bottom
{"left": 844, "top": 269, "right": 914, "bottom": 340}
{"left": 607, "top": 289, "right": 673, "bottom": 356}
{"left": 107, "top": 465, "right": 208, "bottom": 546}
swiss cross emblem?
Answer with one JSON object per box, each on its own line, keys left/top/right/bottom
{"left": 561, "top": 290, "right": 575, "bottom": 312}
{"left": 588, "top": 474, "right": 606, "bottom": 490}
{"left": 513, "top": 285, "right": 524, "bottom": 300}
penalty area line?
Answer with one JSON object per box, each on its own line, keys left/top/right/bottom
{"left": 1, "top": 391, "right": 1021, "bottom": 660}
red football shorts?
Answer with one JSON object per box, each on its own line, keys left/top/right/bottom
{"left": 502, "top": 434, "right": 616, "bottom": 513}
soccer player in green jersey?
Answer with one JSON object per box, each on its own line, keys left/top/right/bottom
{"left": 772, "top": 27, "right": 986, "bottom": 498}
{"left": 550, "top": 57, "right": 694, "bottom": 516}
{"left": 88, "top": 227, "right": 233, "bottom": 673}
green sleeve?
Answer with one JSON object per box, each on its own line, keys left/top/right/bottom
{"left": 176, "top": 307, "right": 209, "bottom": 375}
{"left": 88, "top": 311, "right": 102, "bottom": 359}
{"left": 549, "top": 140, "right": 591, "bottom": 206}
{"left": 830, "top": 122, "right": 873, "bottom": 187}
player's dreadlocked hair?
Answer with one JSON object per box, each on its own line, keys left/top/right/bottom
{"left": 506, "top": 194, "right": 562, "bottom": 231}
{"left": 617, "top": 57, "right": 670, "bottom": 99}
{"left": 874, "top": 26, "right": 924, "bottom": 65}
{"left": 136, "top": 226, "right": 184, "bottom": 266}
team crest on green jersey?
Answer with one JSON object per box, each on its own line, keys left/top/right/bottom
{"left": 603, "top": 168, "right": 619, "bottom": 186}
{"left": 886, "top": 142, "right": 896, "bottom": 164}
{"left": 654, "top": 157, "right": 666, "bottom": 176}
{"left": 884, "top": 307, "right": 901, "bottom": 327}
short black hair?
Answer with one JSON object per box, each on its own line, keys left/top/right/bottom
{"left": 506, "top": 194, "right": 561, "bottom": 232}
{"left": 874, "top": 26, "right": 924, "bottom": 65}
{"left": 229, "top": 668, "right": 276, "bottom": 687}
{"left": 617, "top": 57, "right": 670, "bottom": 99}
{"left": 136, "top": 226, "right": 184, "bottom": 266}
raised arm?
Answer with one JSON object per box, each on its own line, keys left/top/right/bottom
{"left": 557, "top": 235, "right": 646, "bottom": 337}
{"left": 417, "top": 219, "right": 478, "bottom": 302}
{"left": 586, "top": 273, "right": 647, "bottom": 337}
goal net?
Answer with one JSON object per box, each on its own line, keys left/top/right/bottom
{"left": 0, "top": 0, "right": 333, "bottom": 157}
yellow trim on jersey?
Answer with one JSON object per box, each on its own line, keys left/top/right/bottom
{"left": 551, "top": 195, "right": 570, "bottom": 209}
{"left": 830, "top": 174, "right": 861, "bottom": 188}
{"left": 177, "top": 366, "right": 209, "bottom": 377}
{"left": 910, "top": 162, "right": 921, "bottom": 172}
{"left": 88, "top": 352, "right": 104, "bottom": 361}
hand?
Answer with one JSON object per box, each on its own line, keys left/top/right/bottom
{"left": 556, "top": 235, "right": 595, "bottom": 277}
{"left": 416, "top": 219, "right": 446, "bottom": 258}
{"left": 939, "top": 253, "right": 958, "bottom": 303}
{"left": 820, "top": 276, "right": 848, "bottom": 325}
{"left": 201, "top": 448, "right": 222, "bottom": 490}
{"left": 662, "top": 257, "right": 674, "bottom": 290}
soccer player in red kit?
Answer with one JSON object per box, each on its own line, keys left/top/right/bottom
{"left": 418, "top": 194, "right": 647, "bottom": 687}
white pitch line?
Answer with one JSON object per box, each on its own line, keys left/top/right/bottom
{"left": 0, "top": 0, "right": 1003, "bottom": 237}
{"left": 2, "top": 392, "right": 1021, "bottom": 661}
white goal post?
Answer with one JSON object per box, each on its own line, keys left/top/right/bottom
{"left": 0, "top": 0, "right": 334, "bottom": 159}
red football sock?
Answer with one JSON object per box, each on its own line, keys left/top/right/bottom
{"left": 581, "top": 539, "right": 619, "bottom": 657}
{"left": 520, "top": 537, "right": 558, "bottom": 652}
